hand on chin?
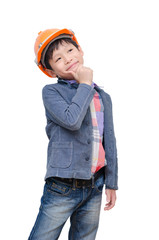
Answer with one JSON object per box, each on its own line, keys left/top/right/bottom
{"left": 62, "top": 66, "right": 81, "bottom": 81}
{"left": 65, "top": 64, "right": 83, "bottom": 81}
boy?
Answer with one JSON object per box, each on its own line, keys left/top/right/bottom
{"left": 28, "top": 28, "right": 118, "bottom": 240}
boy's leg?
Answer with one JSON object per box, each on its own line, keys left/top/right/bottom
{"left": 68, "top": 173, "right": 104, "bottom": 240}
{"left": 28, "top": 179, "right": 76, "bottom": 240}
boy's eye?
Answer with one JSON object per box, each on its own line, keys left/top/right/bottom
{"left": 68, "top": 49, "right": 73, "bottom": 52}
{"left": 56, "top": 57, "right": 61, "bottom": 62}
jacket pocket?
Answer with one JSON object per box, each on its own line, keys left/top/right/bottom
{"left": 50, "top": 142, "right": 73, "bottom": 168}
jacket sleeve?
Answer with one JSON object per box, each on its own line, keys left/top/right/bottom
{"left": 42, "top": 83, "right": 96, "bottom": 131}
{"left": 104, "top": 94, "right": 118, "bottom": 190}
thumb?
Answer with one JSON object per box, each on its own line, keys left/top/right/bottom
{"left": 67, "top": 70, "right": 77, "bottom": 80}
{"left": 67, "top": 64, "right": 83, "bottom": 81}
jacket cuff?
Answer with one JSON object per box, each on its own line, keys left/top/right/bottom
{"left": 105, "top": 185, "right": 118, "bottom": 190}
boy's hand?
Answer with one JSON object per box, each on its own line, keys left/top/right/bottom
{"left": 104, "top": 189, "right": 116, "bottom": 211}
{"left": 68, "top": 64, "right": 93, "bottom": 86}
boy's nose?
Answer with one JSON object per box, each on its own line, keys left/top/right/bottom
{"left": 64, "top": 56, "right": 72, "bottom": 64}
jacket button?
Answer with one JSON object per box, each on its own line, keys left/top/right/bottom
{"left": 87, "top": 139, "right": 91, "bottom": 144}
{"left": 85, "top": 157, "right": 89, "bottom": 161}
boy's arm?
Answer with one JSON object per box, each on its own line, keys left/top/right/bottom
{"left": 104, "top": 94, "right": 118, "bottom": 190}
{"left": 42, "top": 83, "right": 95, "bottom": 131}
{"left": 103, "top": 93, "right": 118, "bottom": 210}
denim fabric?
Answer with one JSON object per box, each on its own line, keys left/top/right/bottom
{"left": 28, "top": 174, "right": 104, "bottom": 240}
{"left": 42, "top": 79, "right": 118, "bottom": 190}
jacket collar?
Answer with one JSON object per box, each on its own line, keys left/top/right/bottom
{"left": 57, "top": 78, "right": 101, "bottom": 91}
{"left": 57, "top": 78, "right": 78, "bottom": 88}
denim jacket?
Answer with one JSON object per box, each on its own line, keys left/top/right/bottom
{"left": 42, "top": 79, "right": 118, "bottom": 190}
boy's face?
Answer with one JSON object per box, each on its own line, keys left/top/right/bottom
{"left": 47, "top": 41, "right": 84, "bottom": 79}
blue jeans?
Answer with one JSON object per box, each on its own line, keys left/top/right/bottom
{"left": 28, "top": 173, "right": 104, "bottom": 240}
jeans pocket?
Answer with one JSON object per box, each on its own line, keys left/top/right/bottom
{"left": 46, "top": 178, "right": 72, "bottom": 196}
{"left": 94, "top": 174, "right": 104, "bottom": 193}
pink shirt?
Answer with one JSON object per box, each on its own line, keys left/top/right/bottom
{"left": 68, "top": 80, "right": 106, "bottom": 174}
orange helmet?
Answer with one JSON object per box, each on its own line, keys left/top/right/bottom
{"left": 34, "top": 28, "right": 79, "bottom": 77}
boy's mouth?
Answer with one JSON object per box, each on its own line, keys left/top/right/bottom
{"left": 66, "top": 61, "right": 78, "bottom": 71}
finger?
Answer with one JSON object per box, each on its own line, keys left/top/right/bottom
{"left": 104, "top": 203, "right": 115, "bottom": 211}
{"left": 104, "top": 198, "right": 116, "bottom": 211}
{"left": 104, "top": 199, "right": 115, "bottom": 209}
{"left": 67, "top": 64, "right": 82, "bottom": 81}
{"left": 106, "top": 196, "right": 110, "bottom": 203}
{"left": 104, "top": 191, "right": 116, "bottom": 211}
{"left": 66, "top": 70, "right": 76, "bottom": 79}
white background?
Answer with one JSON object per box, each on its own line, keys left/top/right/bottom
{"left": 0, "top": 0, "right": 159, "bottom": 239}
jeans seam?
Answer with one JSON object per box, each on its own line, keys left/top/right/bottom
{"left": 28, "top": 207, "right": 43, "bottom": 239}
{"left": 71, "top": 211, "right": 76, "bottom": 240}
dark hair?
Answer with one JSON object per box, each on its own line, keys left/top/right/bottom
{"left": 44, "top": 38, "right": 79, "bottom": 70}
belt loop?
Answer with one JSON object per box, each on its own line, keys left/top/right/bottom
{"left": 92, "top": 175, "right": 95, "bottom": 188}
{"left": 72, "top": 179, "right": 76, "bottom": 190}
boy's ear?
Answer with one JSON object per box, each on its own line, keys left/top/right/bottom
{"left": 45, "top": 69, "right": 57, "bottom": 78}
{"left": 78, "top": 45, "right": 84, "bottom": 56}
